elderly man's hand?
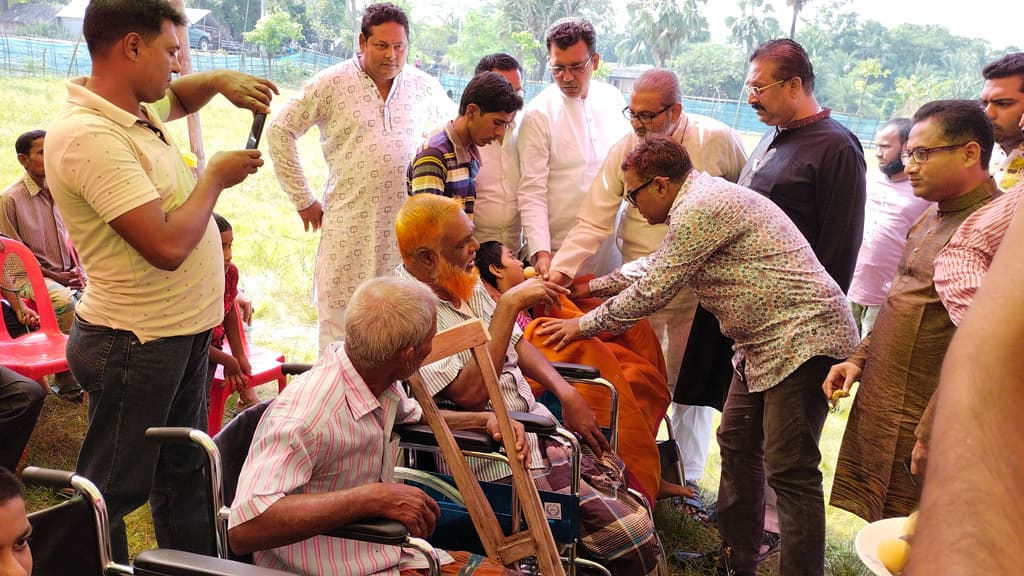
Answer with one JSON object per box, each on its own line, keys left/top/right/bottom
{"left": 374, "top": 484, "right": 441, "bottom": 539}
{"left": 216, "top": 71, "right": 279, "bottom": 114}
{"left": 503, "top": 277, "right": 568, "bottom": 312}
{"left": 485, "top": 414, "right": 530, "bottom": 467}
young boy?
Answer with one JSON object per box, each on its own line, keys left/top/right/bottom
{"left": 210, "top": 214, "right": 259, "bottom": 412}
{"left": 0, "top": 467, "right": 32, "bottom": 576}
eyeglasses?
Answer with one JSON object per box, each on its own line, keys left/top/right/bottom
{"left": 370, "top": 41, "right": 407, "bottom": 53}
{"left": 900, "top": 142, "right": 970, "bottom": 164}
{"left": 742, "top": 78, "right": 787, "bottom": 99}
{"left": 622, "top": 104, "right": 672, "bottom": 125}
{"left": 625, "top": 178, "right": 656, "bottom": 207}
{"left": 548, "top": 56, "right": 593, "bottom": 78}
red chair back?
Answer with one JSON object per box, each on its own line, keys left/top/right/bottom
{"left": 0, "top": 238, "right": 69, "bottom": 380}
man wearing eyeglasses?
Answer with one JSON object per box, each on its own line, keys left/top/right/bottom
{"left": 980, "top": 53, "right": 1024, "bottom": 191}
{"left": 517, "top": 17, "right": 631, "bottom": 280}
{"left": 678, "top": 39, "right": 866, "bottom": 568}
{"left": 535, "top": 136, "right": 859, "bottom": 576}
{"left": 548, "top": 68, "right": 746, "bottom": 498}
{"left": 407, "top": 72, "right": 523, "bottom": 214}
{"left": 267, "top": 2, "right": 454, "bottom": 351}
{"left": 825, "top": 100, "right": 1000, "bottom": 528}
{"left": 471, "top": 54, "right": 529, "bottom": 256}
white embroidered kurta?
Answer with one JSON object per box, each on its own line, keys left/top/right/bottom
{"left": 517, "top": 81, "right": 630, "bottom": 274}
{"left": 268, "top": 58, "right": 453, "bottom": 350}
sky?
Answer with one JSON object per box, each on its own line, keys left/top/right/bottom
{"left": 703, "top": 0, "right": 1019, "bottom": 52}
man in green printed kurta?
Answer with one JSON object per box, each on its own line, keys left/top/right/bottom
{"left": 822, "top": 100, "right": 1002, "bottom": 521}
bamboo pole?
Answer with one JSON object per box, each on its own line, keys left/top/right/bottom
{"left": 170, "top": 0, "right": 206, "bottom": 172}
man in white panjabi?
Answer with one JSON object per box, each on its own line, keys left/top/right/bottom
{"left": 517, "top": 17, "right": 631, "bottom": 279}
{"left": 267, "top": 2, "right": 453, "bottom": 350}
{"left": 549, "top": 68, "right": 747, "bottom": 487}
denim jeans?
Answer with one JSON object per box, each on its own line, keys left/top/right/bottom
{"left": 68, "top": 317, "right": 214, "bottom": 562}
{"left": 716, "top": 356, "right": 833, "bottom": 576}
{"left": 0, "top": 365, "right": 45, "bottom": 471}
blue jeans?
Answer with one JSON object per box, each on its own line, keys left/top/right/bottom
{"left": 68, "top": 317, "right": 214, "bottom": 562}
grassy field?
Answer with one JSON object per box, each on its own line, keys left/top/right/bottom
{"left": 5, "top": 75, "right": 872, "bottom": 575}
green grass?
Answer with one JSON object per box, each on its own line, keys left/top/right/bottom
{"left": 6, "top": 76, "right": 872, "bottom": 574}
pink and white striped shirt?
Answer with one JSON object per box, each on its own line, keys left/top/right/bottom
{"left": 935, "top": 182, "right": 1023, "bottom": 325}
{"left": 228, "top": 342, "right": 422, "bottom": 575}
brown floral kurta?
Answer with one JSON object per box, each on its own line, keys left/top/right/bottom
{"left": 830, "top": 179, "right": 1000, "bottom": 521}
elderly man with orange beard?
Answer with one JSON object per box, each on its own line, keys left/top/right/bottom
{"left": 393, "top": 193, "right": 662, "bottom": 576}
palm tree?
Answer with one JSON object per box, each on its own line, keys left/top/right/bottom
{"left": 726, "top": 0, "right": 782, "bottom": 55}
{"left": 786, "top": 0, "right": 809, "bottom": 39}
{"left": 617, "top": 0, "right": 709, "bottom": 67}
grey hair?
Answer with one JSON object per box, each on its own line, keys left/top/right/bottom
{"left": 633, "top": 69, "right": 681, "bottom": 107}
{"left": 344, "top": 277, "right": 436, "bottom": 369}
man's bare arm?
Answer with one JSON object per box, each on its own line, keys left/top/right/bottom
{"left": 229, "top": 483, "right": 440, "bottom": 555}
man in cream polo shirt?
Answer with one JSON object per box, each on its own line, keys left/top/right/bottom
{"left": 44, "top": 0, "right": 276, "bottom": 562}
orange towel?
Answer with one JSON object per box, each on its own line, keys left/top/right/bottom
{"left": 523, "top": 295, "right": 670, "bottom": 502}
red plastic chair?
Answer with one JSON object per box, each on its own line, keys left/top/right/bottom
{"left": 208, "top": 300, "right": 286, "bottom": 434}
{"left": 0, "top": 238, "right": 69, "bottom": 381}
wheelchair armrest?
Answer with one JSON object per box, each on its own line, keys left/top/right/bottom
{"left": 133, "top": 549, "right": 294, "bottom": 575}
{"left": 551, "top": 362, "right": 600, "bottom": 380}
{"left": 396, "top": 423, "right": 499, "bottom": 452}
{"left": 281, "top": 363, "right": 313, "bottom": 375}
{"left": 324, "top": 518, "right": 409, "bottom": 546}
{"left": 509, "top": 411, "right": 558, "bottom": 435}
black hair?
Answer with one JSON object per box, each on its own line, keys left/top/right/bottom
{"left": 913, "top": 99, "right": 995, "bottom": 169}
{"left": 84, "top": 0, "right": 185, "bottom": 56}
{"left": 545, "top": 17, "right": 596, "bottom": 54}
{"left": 982, "top": 52, "right": 1024, "bottom": 93}
{"left": 0, "top": 467, "right": 25, "bottom": 505}
{"left": 475, "top": 53, "right": 523, "bottom": 76}
{"left": 474, "top": 241, "right": 505, "bottom": 289}
{"left": 361, "top": 3, "right": 409, "bottom": 40}
{"left": 459, "top": 71, "right": 523, "bottom": 116}
{"left": 750, "top": 38, "right": 816, "bottom": 93}
{"left": 622, "top": 136, "right": 694, "bottom": 182}
{"left": 15, "top": 130, "right": 45, "bottom": 156}
{"left": 213, "top": 213, "right": 232, "bottom": 233}
{"left": 882, "top": 118, "right": 913, "bottom": 144}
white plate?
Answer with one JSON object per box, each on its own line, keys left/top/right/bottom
{"left": 854, "top": 516, "right": 907, "bottom": 576}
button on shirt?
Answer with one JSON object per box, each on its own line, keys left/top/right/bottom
{"left": 580, "top": 171, "right": 859, "bottom": 392}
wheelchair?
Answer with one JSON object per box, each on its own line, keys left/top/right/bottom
{"left": 22, "top": 466, "right": 293, "bottom": 576}
{"left": 145, "top": 387, "right": 442, "bottom": 575}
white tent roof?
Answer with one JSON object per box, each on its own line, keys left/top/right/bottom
{"left": 57, "top": 0, "right": 210, "bottom": 24}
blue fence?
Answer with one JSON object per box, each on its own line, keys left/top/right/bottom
{"left": 1, "top": 34, "right": 883, "bottom": 143}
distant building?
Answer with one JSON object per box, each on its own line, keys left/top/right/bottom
{"left": 0, "top": 2, "right": 60, "bottom": 35}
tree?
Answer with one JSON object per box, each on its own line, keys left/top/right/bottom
{"left": 785, "top": 0, "right": 809, "bottom": 39}
{"left": 671, "top": 42, "right": 745, "bottom": 98}
{"left": 446, "top": 5, "right": 522, "bottom": 75}
{"left": 725, "top": 0, "right": 783, "bottom": 55}
{"left": 499, "top": 0, "right": 612, "bottom": 81}
{"left": 243, "top": 8, "right": 304, "bottom": 73}
{"left": 617, "top": 0, "right": 709, "bottom": 67}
